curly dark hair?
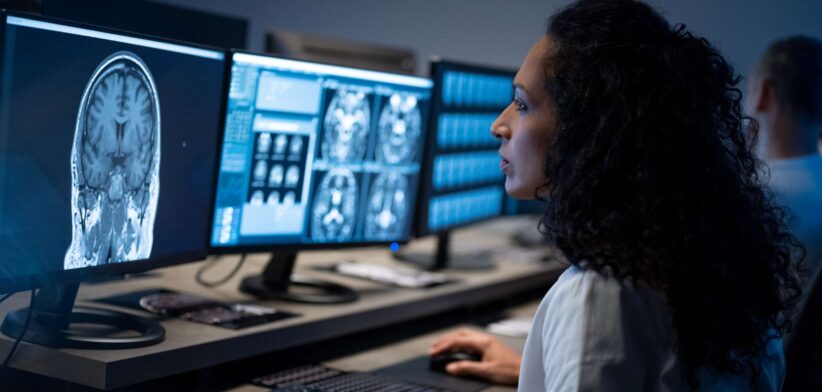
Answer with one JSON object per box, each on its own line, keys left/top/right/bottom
{"left": 538, "top": 0, "right": 803, "bottom": 387}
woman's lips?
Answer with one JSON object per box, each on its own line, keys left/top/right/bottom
{"left": 500, "top": 158, "right": 510, "bottom": 173}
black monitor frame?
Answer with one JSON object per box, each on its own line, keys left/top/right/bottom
{"left": 412, "top": 59, "right": 516, "bottom": 239}
{"left": 208, "top": 50, "right": 433, "bottom": 303}
{"left": 0, "top": 10, "right": 228, "bottom": 294}
{"left": 396, "top": 59, "right": 515, "bottom": 270}
{"left": 208, "top": 49, "right": 433, "bottom": 256}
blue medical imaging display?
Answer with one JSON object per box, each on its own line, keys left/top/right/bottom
{"left": 212, "top": 53, "right": 432, "bottom": 247}
{"left": 0, "top": 15, "right": 225, "bottom": 285}
{"left": 416, "top": 61, "right": 514, "bottom": 235}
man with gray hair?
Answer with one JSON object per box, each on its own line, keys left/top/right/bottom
{"left": 746, "top": 35, "right": 822, "bottom": 295}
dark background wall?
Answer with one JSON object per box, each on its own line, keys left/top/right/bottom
{"left": 152, "top": 0, "right": 822, "bottom": 77}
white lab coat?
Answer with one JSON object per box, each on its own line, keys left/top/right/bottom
{"left": 518, "top": 266, "right": 784, "bottom": 391}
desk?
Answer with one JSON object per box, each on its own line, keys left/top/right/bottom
{"left": 228, "top": 299, "right": 543, "bottom": 392}
{"left": 0, "top": 217, "right": 563, "bottom": 390}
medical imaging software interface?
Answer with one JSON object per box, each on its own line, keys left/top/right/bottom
{"left": 0, "top": 15, "right": 224, "bottom": 281}
{"left": 212, "top": 53, "right": 432, "bottom": 246}
{"left": 421, "top": 63, "right": 514, "bottom": 233}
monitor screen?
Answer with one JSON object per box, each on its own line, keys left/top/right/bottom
{"left": 0, "top": 14, "right": 225, "bottom": 290}
{"left": 211, "top": 52, "right": 432, "bottom": 249}
{"left": 415, "top": 61, "right": 514, "bottom": 236}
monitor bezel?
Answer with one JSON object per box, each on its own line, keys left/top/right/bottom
{"left": 208, "top": 49, "right": 433, "bottom": 255}
{"left": 0, "top": 10, "right": 229, "bottom": 293}
{"left": 412, "top": 58, "right": 516, "bottom": 238}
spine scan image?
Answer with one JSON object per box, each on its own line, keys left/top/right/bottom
{"left": 65, "top": 51, "right": 161, "bottom": 270}
{"left": 311, "top": 168, "right": 358, "bottom": 242}
{"left": 365, "top": 172, "right": 409, "bottom": 239}
{"left": 321, "top": 89, "right": 370, "bottom": 162}
{"left": 377, "top": 94, "right": 421, "bottom": 164}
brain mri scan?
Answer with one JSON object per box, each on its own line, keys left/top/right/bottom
{"left": 377, "top": 94, "right": 421, "bottom": 164}
{"left": 64, "top": 51, "right": 160, "bottom": 269}
{"left": 283, "top": 191, "right": 296, "bottom": 205}
{"left": 322, "top": 89, "right": 370, "bottom": 162}
{"left": 253, "top": 160, "right": 268, "bottom": 182}
{"left": 289, "top": 135, "right": 303, "bottom": 156}
{"left": 257, "top": 132, "right": 272, "bottom": 154}
{"left": 274, "top": 134, "right": 288, "bottom": 155}
{"left": 250, "top": 190, "right": 265, "bottom": 205}
{"left": 311, "top": 168, "right": 358, "bottom": 242}
{"left": 285, "top": 165, "right": 300, "bottom": 187}
{"left": 267, "top": 191, "right": 280, "bottom": 205}
{"left": 365, "top": 173, "right": 408, "bottom": 239}
{"left": 268, "top": 164, "right": 284, "bottom": 188}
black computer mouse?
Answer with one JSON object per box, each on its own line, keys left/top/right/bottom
{"left": 429, "top": 351, "right": 483, "bottom": 373}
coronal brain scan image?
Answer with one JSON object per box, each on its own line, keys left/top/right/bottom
{"left": 322, "top": 89, "right": 370, "bottom": 162}
{"left": 365, "top": 173, "right": 408, "bottom": 239}
{"left": 289, "top": 135, "right": 303, "bottom": 156}
{"left": 64, "top": 51, "right": 160, "bottom": 270}
{"left": 267, "top": 191, "right": 280, "bottom": 205}
{"left": 283, "top": 191, "right": 296, "bottom": 205}
{"left": 253, "top": 160, "right": 268, "bottom": 182}
{"left": 285, "top": 165, "right": 300, "bottom": 187}
{"left": 274, "top": 134, "right": 287, "bottom": 155}
{"left": 257, "top": 132, "right": 272, "bottom": 154}
{"left": 250, "top": 190, "right": 265, "bottom": 205}
{"left": 377, "top": 94, "right": 421, "bottom": 164}
{"left": 268, "top": 164, "right": 284, "bottom": 187}
{"left": 311, "top": 168, "right": 358, "bottom": 242}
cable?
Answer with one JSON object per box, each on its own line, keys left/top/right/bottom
{"left": 195, "top": 254, "right": 247, "bottom": 288}
{"left": 2, "top": 288, "right": 35, "bottom": 370}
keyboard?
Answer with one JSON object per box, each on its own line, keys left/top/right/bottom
{"left": 254, "top": 363, "right": 450, "bottom": 392}
{"left": 253, "top": 363, "right": 343, "bottom": 388}
{"left": 331, "top": 262, "right": 454, "bottom": 288}
{"left": 307, "top": 372, "right": 446, "bottom": 391}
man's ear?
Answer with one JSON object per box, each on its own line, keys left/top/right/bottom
{"left": 754, "top": 79, "right": 776, "bottom": 112}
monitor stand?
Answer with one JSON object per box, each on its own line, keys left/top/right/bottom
{"left": 394, "top": 231, "right": 496, "bottom": 271}
{"left": 1, "top": 283, "right": 164, "bottom": 349}
{"left": 239, "top": 252, "right": 358, "bottom": 304}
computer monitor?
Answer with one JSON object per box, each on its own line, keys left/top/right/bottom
{"left": 210, "top": 51, "right": 432, "bottom": 303}
{"left": 400, "top": 59, "right": 516, "bottom": 270}
{"left": 0, "top": 12, "right": 226, "bottom": 348}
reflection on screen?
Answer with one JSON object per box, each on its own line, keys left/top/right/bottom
{"left": 212, "top": 54, "right": 432, "bottom": 247}
{"left": 419, "top": 63, "right": 514, "bottom": 234}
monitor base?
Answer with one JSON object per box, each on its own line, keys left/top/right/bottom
{"left": 394, "top": 231, "right": 496, "bottom": 271}
{"left": 239, "top": 253, "right": 358, "bottom": 304}
{"left": 1, "top": 284, "right": 164, "bottom": 349}
{"left": 394, "top": 250, "right": 495, "bottom": 271}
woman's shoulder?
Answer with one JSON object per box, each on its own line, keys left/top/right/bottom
{"left": 543, "top": 264, "right": 662, "bottom": 309}
{"left": 537, "top": 264, "right": 677, "bottom": 358}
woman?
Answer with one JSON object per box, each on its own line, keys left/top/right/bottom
{"left": 429, "top": 0, "right": 802, "bottom": 390}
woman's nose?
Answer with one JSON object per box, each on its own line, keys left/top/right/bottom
{"left": 491, "top": 110, "right": 511, "bottom": 141}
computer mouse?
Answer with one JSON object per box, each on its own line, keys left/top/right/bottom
{"left": 429, "top": 351, "right": 483, "bottom": 373}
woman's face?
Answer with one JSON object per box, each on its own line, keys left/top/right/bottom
{"left": 492, "top": 36, "right": 557, "bottom": 199}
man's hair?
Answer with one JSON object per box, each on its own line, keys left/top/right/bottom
{"left": 757, "top": 36, "right": 822, "bottom": 125}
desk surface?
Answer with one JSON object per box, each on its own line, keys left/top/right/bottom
{"left": 0, "top": 217, "right": 563, "bottom": 390}
{"left": 228, "top": 299, "right": 543, "bottom": 392}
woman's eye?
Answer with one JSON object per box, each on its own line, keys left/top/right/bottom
{"left": 513, "top": 97, "right": 527, "bottom": 112}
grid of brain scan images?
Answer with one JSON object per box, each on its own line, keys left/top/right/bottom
{"left": 212, "top": 53, "right": 431, "bottom": 246}
{"left": 421, "top": 64, "right": 513, "bottom": 233}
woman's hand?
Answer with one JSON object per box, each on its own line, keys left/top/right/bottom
{"left": 428, "top": 328, "right": 521, "bottom": 385}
